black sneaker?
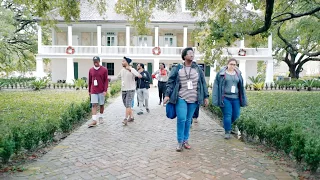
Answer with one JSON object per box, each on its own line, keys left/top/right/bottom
{"left": 146, "top": 108, "right": 150, "bottom": 113}
{"left": 137, "top": 112, "right": 143, "bottom": 115}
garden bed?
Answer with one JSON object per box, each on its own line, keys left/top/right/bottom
{"left": 208, "top": 91, "right": 320, "bottom": 173}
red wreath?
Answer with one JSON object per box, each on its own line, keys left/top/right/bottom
{"left": 152, "top": 47, "right": 161, "bottom": 55}
{"left": 238, "top": 49, "right": 246, "bottom": 56}
{"left": 66, "top": 46, "right": 75, "bottom": 54}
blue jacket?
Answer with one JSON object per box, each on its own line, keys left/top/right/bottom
{"left": 165, "top": 62, "right": 209, "bottom": 105}
{"left": 212, "top": 66, "right": 248, "bottom": 107}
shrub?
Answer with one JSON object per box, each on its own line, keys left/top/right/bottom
{"left": 30, "top": 79, "right": 48, "bottom": 91}
{"left": 110, "top": 80, "right": 121, "bottom": 97}
{"left": 0, "top": 91, "right": 88, "bottom": 165}
{"left": 233, "top": 91, "right": 320, "bottom": 172}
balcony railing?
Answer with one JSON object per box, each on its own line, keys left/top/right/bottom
{"left": 41, "top": 46, "right": 99, "bottom": 55}
{"left": 221, "top": 48, "right": 270, "bottom": 57}
{"left": 39, "top": 46, "right": 194, "bottom": 56}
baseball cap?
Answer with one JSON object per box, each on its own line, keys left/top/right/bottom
{"left": 93, "top": 56, "right": 100, "bottom": 61}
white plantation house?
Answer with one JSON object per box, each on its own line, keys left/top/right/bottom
{"left": 36, "top": 0, "right": 275, "bottom": 86}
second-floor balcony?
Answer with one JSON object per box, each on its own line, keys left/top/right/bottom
{"left": 39, "top": 46, "right": 199, "bottom": 56}
{"left": 221, "top": 48, "right": 271, "bottom": 57}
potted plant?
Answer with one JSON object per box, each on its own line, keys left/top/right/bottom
{"left": 303, "top": 79, "right": 315, "bottom": 91}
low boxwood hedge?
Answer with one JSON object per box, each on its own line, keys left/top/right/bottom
{"left": 208, "top": 91, "right": 320, "bottom": 172}
{"left": 0, "top": 81, "right": 122, "bottom": 166}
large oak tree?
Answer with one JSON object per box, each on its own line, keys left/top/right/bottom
{"left": 1, "top": 0, "right": 319, "bottom": 78}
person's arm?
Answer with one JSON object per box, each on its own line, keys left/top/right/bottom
{"left": 128, "top": 67, "right": 142, "bottom": 78}
{"left": 88, "top": 69, "right": 92, "bottom": 94}
{"left": 165, "top": 65, "right": 179, "bottom": 97}
{"left": 104, "top": 68, "right": 109, "bottom": 93}
{"left": 152, "top": 70, "right": 159, "bottom": 76}
{"left": 199, "top": 69, "right": 209, "bottom": 99}
{"left": 109, "top": 70, "right": 121, "bottom": 82}
{"left": 212, "top": 73, "right": 220, "bottom": 106}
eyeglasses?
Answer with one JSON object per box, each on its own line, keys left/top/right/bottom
{"left": 229, "top": 64, "right": 237, "bottom": 66}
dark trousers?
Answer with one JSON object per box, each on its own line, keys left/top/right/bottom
{"left": 158, "top": 81, "right": 167, "bottom": 102}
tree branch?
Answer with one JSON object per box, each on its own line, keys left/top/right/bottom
{"left": 248, "top": 0, "right": 275, "bottom": 36}
{"left": 277, "top": 23, "right": 298, "bottom": 54}
{"left": 296, "top": 57, "right": 320, "bottom": 73}
{"left": 273, "top": 7, "right": 320, "bottom": 23}
{"left": 15, "top": 19, "right": 36, "bottom": 33}
{"left": 303, "top": 48, "right": 320, "bottom": 57}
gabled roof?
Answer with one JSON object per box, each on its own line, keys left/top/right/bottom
{"left": 52, "top": 0, "right": 201, "bottom": 23}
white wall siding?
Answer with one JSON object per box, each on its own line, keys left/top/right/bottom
{"left": 51, "top": 59, "right": 67, "bottom": 83}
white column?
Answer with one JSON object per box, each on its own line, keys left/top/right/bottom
{"left": 36, "top": 57, "right": 44, "bottom": 79}
{"left": 68, "top": 25, "right": 72, "bottom": 46}
{"left": 268, "top": 33, "right": 272, "bottom": 55}
{"left": 38, "top": 25, "right": 42, "bottom": 54}
{"left": 240, "top": 38, "right": 245, "bottom": 48}
{"left": 51, "top": 28, "right": 56, "bottom": 45}
{"left": 265, "top": 59, "right": 274, "bottom": 84}
{"left": 183, "top": 26, "right": 188, "bottom": 47}
{"left": 97, "top": 25, "right": 102, "bottom": 54}
{"left": 239, "top": 60, "right": 247, "bottom": 85}
{"left": 209, "top": 62, "right": 217, "bottom": 86}
{"left": 126, "top": 25, "right": 130, "bottom": 54}
{"left": 99, "top": 58, "right": 102, "bottom": 66}
{"left": 153, "top": 59, "right": 160, "bottom": 87}
{"left": 155, "top": 26, "right": 159, "bottom": 47}
{"left": 66, "top": 58, "right": 74, "bottom": 84}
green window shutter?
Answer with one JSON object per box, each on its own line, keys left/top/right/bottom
{"left": 205, "top": 65, "right": 211, "bottom": 77}
{"left": 73, "top": 62, "right": 78, "bottom": 80}
{"left": 148, "top": 63, "right": 153, "bottom": 84}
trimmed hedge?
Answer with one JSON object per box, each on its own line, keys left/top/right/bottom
{"left": 0, "top": 81, "right": 122, "bottom": 165}
{"left": 208, "top": 91, "right": 320, "bottom": 172}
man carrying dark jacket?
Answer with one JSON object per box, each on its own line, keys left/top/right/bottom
{"left": 136, "top": 63, "right": 151, "bottom": 115}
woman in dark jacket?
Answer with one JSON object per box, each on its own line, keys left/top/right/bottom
{"left": 212, "top": 58, "right": 247, "bottom": 139}
{"left": 164, "top": 47, "right": 209, "bottom": 152}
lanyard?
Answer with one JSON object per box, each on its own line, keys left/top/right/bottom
{"left": 184, "top": 66, "right": 192, "bottom": 80}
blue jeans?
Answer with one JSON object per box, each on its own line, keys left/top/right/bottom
{"left": 175, "top": 98, "right": 198, "bottom": 143}
{"left": 221, "top": 97, "right": 240, "bottom": 132}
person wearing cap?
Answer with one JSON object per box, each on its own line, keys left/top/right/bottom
{"left": 88, "top": 56, "right": 109, "bottom": 127}
{"left": 116, "top": 57, "right": 142, "bottom": 125}
{"left": 135, "top": 63, "right": 151, "bottom": 115}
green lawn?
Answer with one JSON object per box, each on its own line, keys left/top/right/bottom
{"left": 0, "top": 90, "right": 88, "bottom": 124}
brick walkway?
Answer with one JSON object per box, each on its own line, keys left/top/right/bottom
{"left": 1, "top": 88, "right": 293, "bottom": 180}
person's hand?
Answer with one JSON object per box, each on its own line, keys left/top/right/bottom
{"left": 163, "top": 96, "right": 170, "bottom": 104}
{"left": 103, "top": 92, "right": 107, "bottom": 96}
{"left": 204, "top": 98, "right": 209, "bottom": 107}
{"left": 138, "top": 75, "right": 142, "bottom": 78}
{"left": 89, "top": 92, "right": 91, "bottom": 95}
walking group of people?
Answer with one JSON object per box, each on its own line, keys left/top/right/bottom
{"left": 87, "top": 47, "right": 247, "bottom": 152}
